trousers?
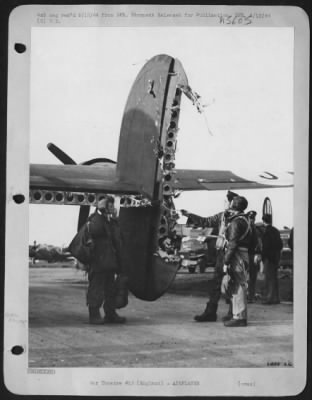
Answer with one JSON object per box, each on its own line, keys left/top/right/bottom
{"left": 248, "top": 254, "right": 259, "bottom": 300}
{"left": 225, "top": 249, "right": 249, "bottom": 320}
{"left": 263, "top": 259, "right": 280, "bottom": 303}
{"left": 206, "top": 249, "right": 224, "bottom": 313}
{"left": 86, "top": 269, "right": 116, "bottom": 314}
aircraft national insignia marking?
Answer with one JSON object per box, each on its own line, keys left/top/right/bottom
{"left": 259, "top": 172, "right": 278, "bottom": 180}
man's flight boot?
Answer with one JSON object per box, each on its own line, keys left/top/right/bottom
{"left": 103, "top": 310, "right": 126, "bottom": 324}
{"left": 88, "top": 307, "right": 104, "bottom": 325}
{"left": 224, "top": 318, "right": 247, "bottom": 327}
{"left": 222, "top": 302, "right": 233, "bottom": 322}
{"left": 194, "top": 303, "right": 217, "bottom": 322}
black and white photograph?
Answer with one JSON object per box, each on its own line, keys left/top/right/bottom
{"left": 4, "top": 4, "right": 309, "bottom": 396}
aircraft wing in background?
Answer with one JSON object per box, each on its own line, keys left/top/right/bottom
{"left": 30, "top": 163, "right": 140, "bottom": 195}
{"left": 173, "top": 169, "right": 293, "bottom": 191}
{"left": 29, "top": 164, "right": 293, "bottom": 204}
{"left": 30, "top": 164, "right": 293, "bottom": 199}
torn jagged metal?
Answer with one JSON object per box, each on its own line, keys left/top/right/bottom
{"left": 147, "top": 79, "right": 156, "bottom": 98}
{"left": 178, "top": 84, "right": 205, "bottom": 114}
{"left": 153, "top": 59, "right": 190, "bottom": 262}
{"left": 150, "top": 136, "right": 164, "bottom": 160}
{"left": 120, "top": 195, "right": 152, "bottom": 208}
{"left": 179, "top": 83, "right": 214, "bottom": 136}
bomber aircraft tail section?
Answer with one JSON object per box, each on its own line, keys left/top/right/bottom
{"left": 117, "top": 54, "right": 189, "bottom": 300}
{"left": 29, "top": 54, "right": 294, "bottom": 302}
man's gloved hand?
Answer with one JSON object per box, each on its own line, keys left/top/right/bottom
{"left": 259, "top": 261, "right": 264, "bottom": 275}
{"left": 180, "top": 209, "right": 189, "bottom": 217}
{"left": 254, "top": 254, "right": 262, "bottom": 265}
{"left": 223, "top": 264, "right": 230, "bottom": 273}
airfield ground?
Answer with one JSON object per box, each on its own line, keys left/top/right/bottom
{"left": 29, "top": 265, "right": 293, "bottom": 368}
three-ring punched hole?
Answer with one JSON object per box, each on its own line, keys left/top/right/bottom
{"left": 13, "top": 194, "right": 25, "bottom": 204}
{"left": 14, "top": 43, "right": 26, "bottom": 54}
{"left": 11, "top": 345, "right": 24, "bottom": 355}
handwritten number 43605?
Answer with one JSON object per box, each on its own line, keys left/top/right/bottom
{"left": 219, "top": 15, "right": 252, "bottom": 25}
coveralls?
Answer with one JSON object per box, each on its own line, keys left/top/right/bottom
{"left": 261, "top": 224, "right": 283, "bottom": 304}
{"left": 87, "top": 210, "right": 122, "bottom": 316}
{"left": 247, "top": 224, "right": 262, "bottom": 302}
{"left": 224, "top": 213, "right": 252, "bottom": 320}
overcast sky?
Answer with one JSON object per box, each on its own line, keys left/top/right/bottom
{"left": 29, "top": 26, "right": 294, "bottom": 246}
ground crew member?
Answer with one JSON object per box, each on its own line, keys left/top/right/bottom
{"left": 87, "top": 196, "right": 126, "bottom": 324}
{"left": 246, "top": 211, "right": 262, "bottom": 303}
{"left": 181, "top": 190, "right": 238, "bottom": 322}
{"left": 223, "top": 196, "right": 252, "bottom": 327}
{"left": 261, "top": 214, "right": 283, "bottom": 304}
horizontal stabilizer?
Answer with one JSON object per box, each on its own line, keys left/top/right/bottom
{"left": 30, "top": 164, "right": 139, "bottom": 194}
{"left": 173, "top": 169, "right": 293, "bottom": 191}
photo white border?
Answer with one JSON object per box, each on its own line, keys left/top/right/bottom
{"left": 5, "top": 4, "right": 309, "bottom": 396}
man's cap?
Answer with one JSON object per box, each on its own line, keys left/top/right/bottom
{"left": 98, "top": 195, "right": 115, "bottom": 209}
{"left": 97, "top": 197, "right": 108, "bottom": 209}
{"left": 106, "top": 195, "right": 115, "bottom": 203}
{"left": 227, "top": 190, "right": 239, "bottom": 202}
{"left": 247, "top": 210, "right": 257, "bottom": 219}
{"left": 230, "top": 196, "right": 248, "bottom": 212}
{"left": 262, "top": 213, "right": 272, "bottom": 224}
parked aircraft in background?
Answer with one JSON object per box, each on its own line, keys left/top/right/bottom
{"left": 29, "top": 243, "right": 75, "bottom": 264}
{"left": 29, "top": 54, "right": 293, "bottom": 301}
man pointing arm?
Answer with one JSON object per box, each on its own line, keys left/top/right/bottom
{"left": 181, "top": 190, "right": 239, "bottom": 322}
